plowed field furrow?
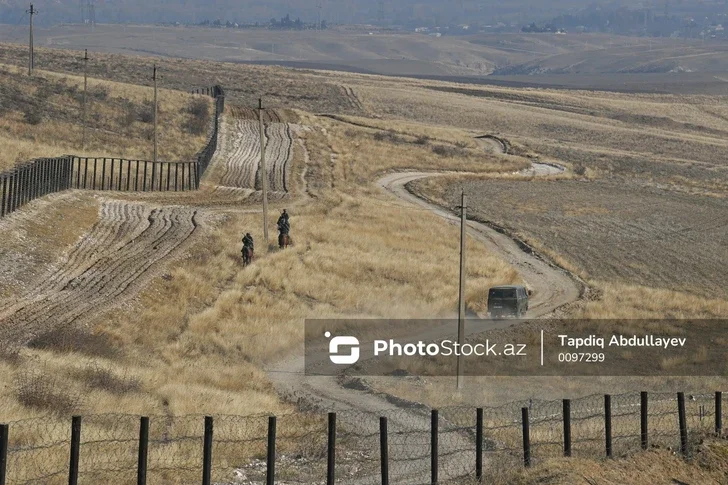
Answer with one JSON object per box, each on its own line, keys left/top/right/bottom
{"left": 220, "top": 120, "right": 259, "bottom": 189}
{"left": 252, "top": 123, "right": 293, "bottom": 193}
{"left": 216, "top": 118, "right": 292, "bottom": 193}
{"left": 0, "top": 201, "right": 197, "bottom": 345}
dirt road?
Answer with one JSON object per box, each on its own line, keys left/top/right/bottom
{"left": 268, "top": 158, "right": 582, "bottom": 483}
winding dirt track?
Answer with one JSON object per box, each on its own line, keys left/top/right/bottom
{"left": 269, "top": 147, "right": 582, "bottom": 483}
{"left": 0, "top": 201, "right": 198, "bottom": 347}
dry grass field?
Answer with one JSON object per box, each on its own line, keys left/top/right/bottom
{"left": 1, "top": 38, "right": 727, "bottom": 482}
{"left": 0, "top": 63, "right": 211, "bottom": 172}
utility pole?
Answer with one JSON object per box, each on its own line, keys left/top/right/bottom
{"left": 456, "top": 190, "right": 467, "bottom": 390}
{"left": 258, "top": 98, "right": 269, "bottom": 246}
{"left": 82, "top": 49, "right": 89, "bottom": 150}
{"left": 153, "top": 64, "right": 158, "bottom": 163}
{"left": 27, "top": 4, "right": 36, "bottom": 76}
{"left": 317, "top": 0, "right": 323, "bottom": 31}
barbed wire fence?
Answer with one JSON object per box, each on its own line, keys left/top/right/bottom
{"left": 0, "top": 85, "right": 224, "bottom": 219}
{"left": 0, "top": 390, "right": 723, "bottom": 484}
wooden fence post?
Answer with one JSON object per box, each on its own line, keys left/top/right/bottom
{"left": 266, "top": 416, "right": 276, "bottom": 485}
{"left": 0, "top": 423, "right": 8, "bottom": 485}
{"left": 521, "top": 407, "right": 531, "bottom": 467}
{"left": 476, "top": 408, "right": 483, "bottom": 482}
{"left": 137, "top": 417, "right": 149, "bottom": 485}
{"left": 604, "top": 394, "right": 612, "bottom": 458}
{"left": 92, "top": 158, "right": 98, "bottom": 190}
{"left": 126, "top": 160, "right": 132, "bottom": 191}
{"left": 327, "top": 413, "right": 336, "bottom": 485}
{"left": 716, "top": 392, "right": 723, "bottom": 436}
{"left": 69, "top": 416, "right": 82, "bottom": 485}
{"left": 118, "top": 159, "right": 123, "bottom": 191}
{"left": 641, "top": 392, "right": 648, "bottom": 450}
{"left": 202, "top": 416, "right": 213, "bottom": 485}
{"left": 174, "top": 163, "right": 179, "bottom": 192}
{"left": 678, "top": 392, "right": 688, "bottom": 456}
{"left": 380, "top": 417, "right": 388, "bottom": 485}
{"left": 563, "top": 399, "right": 572, "bottom": 457}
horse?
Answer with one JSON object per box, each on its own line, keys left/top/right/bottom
{"left": 242, "top": 247, "right": 254, "bottom": 266}
{"left": 278, "top": 233, "right": 290, "bottom": 249}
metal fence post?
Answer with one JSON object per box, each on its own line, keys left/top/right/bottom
{"left": 380, "top": 417, "right": 388, "bottom": 485}
{"left": 604, "top": 394, "right": 612, "bottom": 458}
{"left": 126, "top": 160, "right": 132, "bottom": 191}
{"left": 0, "top": 423, "right": 8, "bottom": 485}
{"left": 202, "top": 416, "right": 213, "bottom": 485}
{"left": 716, "top": 392, "right": 723, "bottom": 436}
{"left": 521, "top": 407, "right": 531, "bottom": 467}
{"left": 137, "top": 417, "right": 149, "bottom": 485}
{"left": 640, "top": 391, "right": 648, "bottom": 450}
{"left": 1, "top": 175, "right": 7, "bottom": 218}
{"left": 266, "top": 416, "right": 276, "bottom": 485}
{"left": 677, "top": 392, "right": 688, "bottom": 456}
{"left": 327, "top": 412, "right": 336, "bottom": 485}
{"left": 69, "top": 416, "right": 82, "bottom": 485}
{"left": 476, "top": 408, "right": 483, "bottom": 482}
{"left": 431, "top": 409, "right": 438, "bottom": 484}
{"left": 563, "top": 399, "right": 572, "bottom": 457}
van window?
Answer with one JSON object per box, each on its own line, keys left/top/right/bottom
{"left": 489, "top": 288, "right": 516, "bottom": 298}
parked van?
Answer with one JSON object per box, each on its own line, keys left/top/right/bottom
{"left": 487, "top": 285, "right": 529, "bottom": 318}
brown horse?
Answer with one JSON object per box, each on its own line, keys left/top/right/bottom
{"left": 242, "top": 247, "right": 254, "bottom": 266}
{"left": 278, "top": 233, "right": 290, "bottom": 249}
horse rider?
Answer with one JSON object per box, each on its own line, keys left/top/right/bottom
{"left": 277, "top": 209, "right": 290, "bottom": 236}
{"left": 242, "top": 232, "right": 254, "bottom": 254}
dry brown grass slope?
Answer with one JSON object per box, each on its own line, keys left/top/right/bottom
{"left": 0, "top": 63, "right": 211, "bottom": 172}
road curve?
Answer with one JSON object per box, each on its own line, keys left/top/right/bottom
{"left": 376, "top": 167, "right": 580, "bottom": 318}
{"left": 268, "top": 161, "right": 583, "bottom": 483}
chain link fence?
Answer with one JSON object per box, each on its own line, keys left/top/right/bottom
{"left": 0, "top": 390, "right": 724, "bottom": 484}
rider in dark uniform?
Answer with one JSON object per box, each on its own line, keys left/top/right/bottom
{"left": 242, "top": 232, "right": 254, "bottom": 253}
{"left": 277, "top": 210, "right": 290, "bottom": 235}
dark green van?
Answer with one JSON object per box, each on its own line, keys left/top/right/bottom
{"left": 487, "top": 285, "right": 529, "bottom": 318}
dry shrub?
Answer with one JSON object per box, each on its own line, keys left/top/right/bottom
{"left": 74, "top": 363, "right": 141, "bottom": 395}
{"left": 14, "top": 369, "right": 84, "bottom": 415}
{"left": 373, "top": 129, "right": 405, "bottom": 144}
{"left": 431, "top": 144, "right": 467, "bottom": 157}
{"left": 28, "top": 326, "right": 120, "bottom": 359}
{"left": 414, "top": 135, "right": 431, "bottom": 145}
{"left": 573, "top": 163, "right": 587, "bottom": 176}
{"left": 183, "top": 98, "right": 210, "bottom": 135}
{"left": 22, "top": 104, "right": 43, "bottom": 125}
